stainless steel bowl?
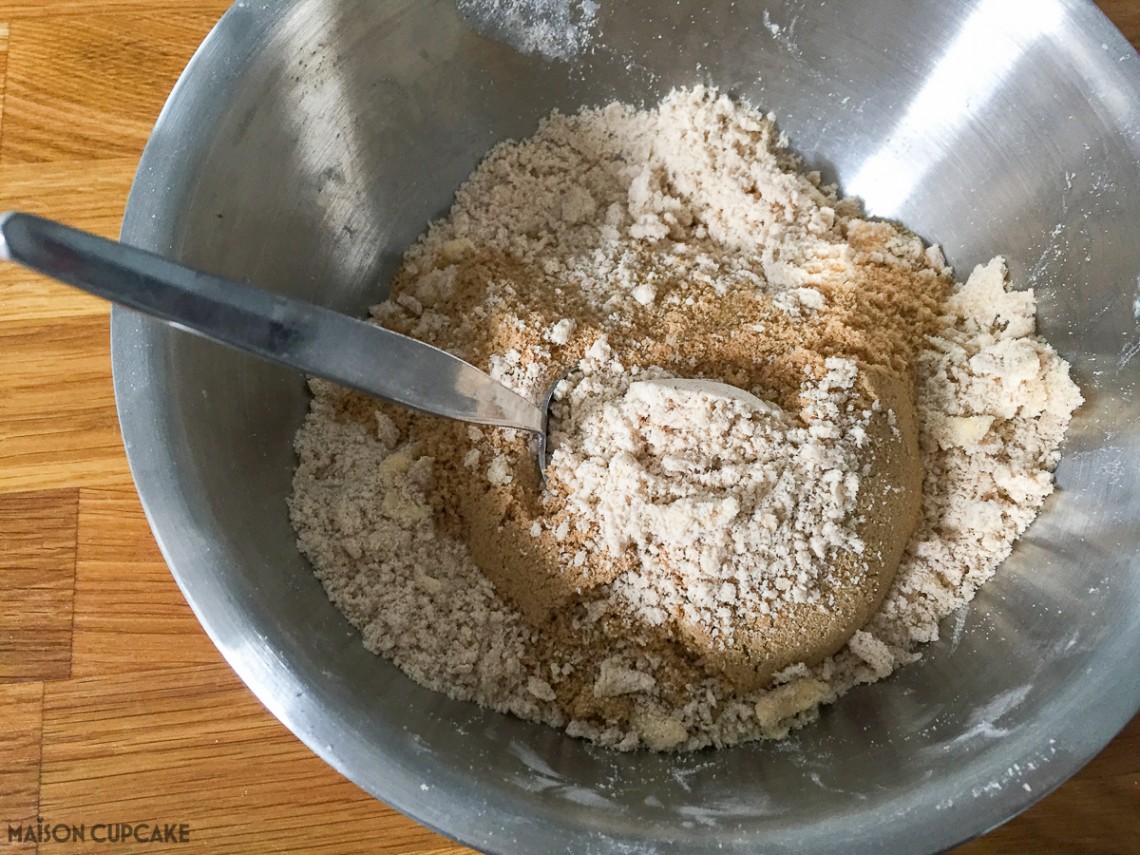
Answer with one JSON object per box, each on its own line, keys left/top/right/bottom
{"left": 111, "top": 1, "right": 1140, "bottom": 852}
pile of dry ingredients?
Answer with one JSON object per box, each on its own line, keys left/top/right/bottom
{"left": 289, "top": 87, "right": 1082, "bottom": 751}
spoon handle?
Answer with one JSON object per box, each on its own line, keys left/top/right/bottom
{"left": 0, "top": 211, "right": 544, "bottom": 434}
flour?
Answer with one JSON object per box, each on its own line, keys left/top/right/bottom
{"left": 288, "top": 87, "right": 1082, "bottom": 750}
{"left": 548, "top": 359, "right": 866, "bottom": 611}
{"left": 862, "top": 258, "right": 1084, "bottom": 653}
{"left": 544, "top": 352, "right": 904, "bottom": 691}
{"left": 456, "top": 0, "right": 599, "bottom": 60}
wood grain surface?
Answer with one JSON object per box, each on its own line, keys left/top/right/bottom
{"left": 0, "top": 2, "right": 1136, "bottom": 853}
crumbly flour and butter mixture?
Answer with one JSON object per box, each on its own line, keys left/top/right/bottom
{"left": 288, "top": 87, "right": 1082, "bottom": 751}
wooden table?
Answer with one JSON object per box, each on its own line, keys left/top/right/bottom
{"left": 0, "top": 2, "right": 1136, "bottom": 852}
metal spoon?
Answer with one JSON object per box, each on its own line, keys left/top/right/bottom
{"left": 0, "top": 211, "right": 557, "bottom": 480}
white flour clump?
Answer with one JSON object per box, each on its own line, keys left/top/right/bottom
{"left": 288, "top": 87, "right": 1083, "bottom": 751}
{"left": 549, "top": 356, "right": 867, "bottom": 635}
{"left": 856, "top": 258, "right": 1085, "bottom": 657}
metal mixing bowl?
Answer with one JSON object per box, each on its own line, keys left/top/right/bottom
{"left": 111, "top": 1, "right": 1140, "bottom": 852}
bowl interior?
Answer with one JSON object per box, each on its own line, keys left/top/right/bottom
{"left": 113, "top": 1, "right": 1140, "bottom": 852}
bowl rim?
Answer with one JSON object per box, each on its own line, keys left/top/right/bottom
{"left": 111, "top": 1, "right": 1140, "bottom": 852}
